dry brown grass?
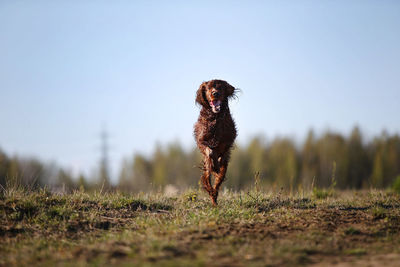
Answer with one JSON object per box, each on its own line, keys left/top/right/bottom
{"left": 1, "top": 188, "right": 400, "bottom": 266}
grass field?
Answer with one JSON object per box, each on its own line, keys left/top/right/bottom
{"left": 1, "top": 187, "right": 400, "bottom": 266}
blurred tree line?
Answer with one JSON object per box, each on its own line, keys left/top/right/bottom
{"left": 118, "top": 127, "right": 400, "bottom": 192}
{"left": 0, "top": 152, "right": 94, "bottom": 193}
{"left": 1, "top": 127, "right": 400, "bottom": 193}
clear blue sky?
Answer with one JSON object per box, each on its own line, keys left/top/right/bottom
{"left": 1, "top": 1, "right": 399, "bottom": 182}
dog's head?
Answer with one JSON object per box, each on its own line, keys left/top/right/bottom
{"left": 196, "top": 80, "right": 236, "bottom": 113}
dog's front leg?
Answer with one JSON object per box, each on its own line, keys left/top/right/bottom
{"left": 212, "top": 153, "right": 230, "bottom": 205}
{"left": 199, "top": 145, "right": 214, "bottom": 197}
{"left": 203, "top": 147, "right": 218, "bottom": 205}
{"left": 206, "top": 147, "right": 221, "bottom": 172}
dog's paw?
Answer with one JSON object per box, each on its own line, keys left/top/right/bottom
{"left": 210, "top": 190, "right": 219, "bottom": 206}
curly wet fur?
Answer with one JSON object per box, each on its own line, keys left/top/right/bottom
{"left": 194, "top": 79, "right": 238, "bottom": 205}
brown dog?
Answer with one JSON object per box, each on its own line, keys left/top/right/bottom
{"left": 194, "top": 80, "right": 238, "bottom": 205}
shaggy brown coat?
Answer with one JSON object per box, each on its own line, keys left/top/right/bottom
{"left": 194, "top": 79, "right": 237, "bottom": 205}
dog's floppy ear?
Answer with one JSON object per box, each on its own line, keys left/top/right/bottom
{"left": 224, "top": 81, "right": 236, "bottom": 99}
{"left": 196, "top": 82, "right": 208, "bottom": 107}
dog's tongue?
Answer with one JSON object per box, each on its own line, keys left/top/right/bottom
{"left": 211, "top": 100, "right": 221, "bottom": 113}
{"left": 212, "top": 100, "right": 221, "bottom": 107}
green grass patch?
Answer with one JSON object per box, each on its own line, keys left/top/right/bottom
{"left": 1, "top": 188, "right": 400, "bottom": 266}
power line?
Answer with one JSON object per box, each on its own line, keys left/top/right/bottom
{"left": 99, "top": 125, "right": 110, "bottom": 188}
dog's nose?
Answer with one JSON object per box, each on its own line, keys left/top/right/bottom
{"left": 212, "top": 91, "right": 219, "bottom": 97}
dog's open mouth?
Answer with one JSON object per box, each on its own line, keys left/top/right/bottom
{"left": 210, "top": 100, "right": 221, "bottom": 113}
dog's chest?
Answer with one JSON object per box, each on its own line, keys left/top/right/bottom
{"left": 204, "top": 117, "right": 235, "bottom": 145}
